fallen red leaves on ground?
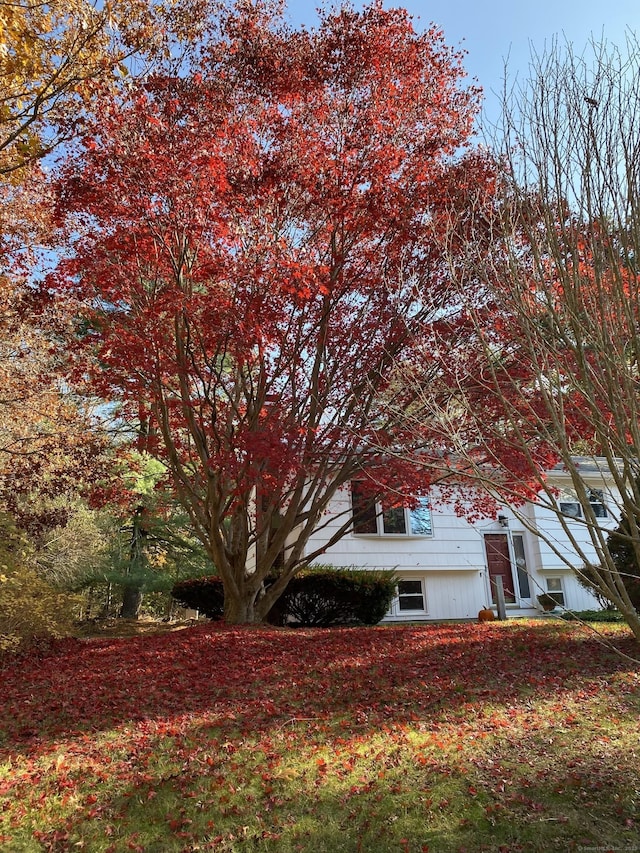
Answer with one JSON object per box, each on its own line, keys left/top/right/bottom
{"left": 0, "top": 621, "right": 636, "bottom": 750}
{"left": 1, "top": 621, "right": 638, "bottom": 852}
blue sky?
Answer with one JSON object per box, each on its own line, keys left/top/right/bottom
{"left": 283, "top": 1, "right": 639, "bottom": 119}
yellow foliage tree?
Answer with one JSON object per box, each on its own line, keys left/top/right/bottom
{"left": 0, "top": 511, "right": 80, "bottom": 651}
{"left": 0, "top": 1, "right": 160, "bottom": 532}
{"left": 0, "top": 0, "right": 232, "bottom": 543}
{"left": 0, "top": 0, "right": 161, "bottom": 177}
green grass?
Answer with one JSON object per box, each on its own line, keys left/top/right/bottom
{"left": 0, "top": 620, "right": 639, "bottom": 852}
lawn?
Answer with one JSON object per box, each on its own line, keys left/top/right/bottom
{"left": 1, "top": 620, "right": 639, "bottom": 852}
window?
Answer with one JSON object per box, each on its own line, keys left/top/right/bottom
{"left": 351, "top": 482, "right": 432, "bottom": 536}
{"left": 587, "top": 489, "right": 608, "bottom": 518}
{"left": 559, "top": 490, "right": 581, "bottom": 518}
{"left": 397, "top": 579, "right": 426, "bottom": 611}
{"left": 512, "top": 534, "right": 531, "bottom": 598}
{"left": 382, "top": 505, "right": 407, "bottom": 534}
{"left": 351, "top": 481, "right": 378, "bottom": 534}
{"left": 546, "top": 577, "right": 565, "bottom": 607}
{"left": 408, "top": 502, "right": 433, "bottom": 535}
{"left": 558, "top": 487, "right": 607, "bottom": 519}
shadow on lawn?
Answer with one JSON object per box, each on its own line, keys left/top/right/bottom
{"left": 1, "top": 621, "right": 637, "bottom": 758}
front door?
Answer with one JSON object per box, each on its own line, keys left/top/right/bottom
{"left": 484, "top": 534, "right": 516, "bottom": 604}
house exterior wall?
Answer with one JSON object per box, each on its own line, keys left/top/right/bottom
{"left": 303, "top": 473, "right": 613, "bottom": 622}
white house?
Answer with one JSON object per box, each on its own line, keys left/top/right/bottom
{"left": 302, "top": 460, "right": 617, "bottom": 621}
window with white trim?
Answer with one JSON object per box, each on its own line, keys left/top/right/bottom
{"left": 559, "top": 489, "right": 581, "bottom": 518}
{"left": 397, "top": 579, "right": 426, "bottom": 612}
{"left": 558, "top": 488, "right": 607, "bottom": 519}
{"left": 545, "top": 577, "right": 565, "bottom": 607}
{"left": 351, "top": 482, "right": 432, "bottom": 536}
{"left": 587, "top": 489, "right": 608, "bottom": 518}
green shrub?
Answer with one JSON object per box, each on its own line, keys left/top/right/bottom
{"left": 576, "top": 560, "right": 640, "bottom": 612}
{"left": 558, "top": 608, "right": 625, "bottom": 623}
{"left": 350, "top": 569, "right": 399, "bottom": 625}
{"left": 171, "top": 568, "right": 398, "bottom": 626}
{"left": 284, "top": 567, "right": 398, "bottom": 627}
{"left": 171, "top": 575, "right": 224, "bottom": 619}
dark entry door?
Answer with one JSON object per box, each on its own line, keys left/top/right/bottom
{"left": 484, "top": 534, "right": 516, "bottom": 604}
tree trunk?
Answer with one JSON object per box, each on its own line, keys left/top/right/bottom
{"left": 615, "top": 606, "right": 640, "bottom": 644}
{"left": 120, "top": 585, "right": 143, "bottom": 619}
{"left": 119, "top": 505, "right": 147, "bottom": 620}
{"left": 223, "top": 590, "right": 258, "bottom": 624}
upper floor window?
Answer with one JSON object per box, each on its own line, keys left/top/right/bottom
{"left": 351, "top": 481, "right": 432, "bottom": 536}
{"left": 587, "top": 489, "right": 608, "bottom": 518}
{"left": 558, "top": 490, "right": 581, "bottom": 518}
{"left": 558, "top": 488, "right": 607, "bottom": 519}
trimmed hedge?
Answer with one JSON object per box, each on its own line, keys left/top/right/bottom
{"left": 171, "top": 567, "right": 398, "bottom": 626}
{"left": 171, "top": 575, "right": 225, "bottom": 619}
{"left": 558, "top": 608, "right": 625, "bottom": 623}
{"left": 283, "top": 568, "right": 398, "bottom": 627}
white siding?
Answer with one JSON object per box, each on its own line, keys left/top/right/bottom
{"left": 307, "top": 485, "right": 488, "bottom": 573}
{"left": 301, "top": 474, "right": 618, "bottom": 622}
{"left": 529, "top": 503, "right": 616, "bottom": 570}
{"left": 526, "top": 474, "right": 619, "bottom": 613}
{"left": 535, "top": 569, "right": 602, "bottom": 612}
{"left": 383, "top": 570, "right": 486, "bottom": 621}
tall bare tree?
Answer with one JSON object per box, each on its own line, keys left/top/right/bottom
{"left": 395, "top": 36, "right": 640, "bottom": 639}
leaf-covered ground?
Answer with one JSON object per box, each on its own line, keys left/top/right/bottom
{"left": 1, "top": 620, "right": 639, "bottom": 852}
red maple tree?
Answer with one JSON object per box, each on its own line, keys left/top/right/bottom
{"left": 51, "top": 2, "right": 497, "bottom": 622}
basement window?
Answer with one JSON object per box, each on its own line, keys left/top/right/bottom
{"left": 545, "top": 577, "right": 566, "bottom": 607}
{"left": 397, "top": 579, "right": 426, "bottom": 612}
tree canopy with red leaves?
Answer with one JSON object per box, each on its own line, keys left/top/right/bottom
{"left": 51, "top": 1, "right": 497, "bottom": 623}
